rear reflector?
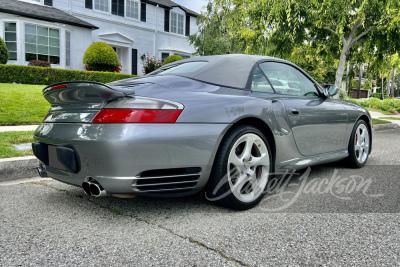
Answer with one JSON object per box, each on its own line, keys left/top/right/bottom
{"left": 92, "top": 109, "right": 182, "bottom": 123}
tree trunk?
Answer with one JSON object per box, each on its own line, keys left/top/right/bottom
{"left": 345, "top": 62, "right": 350, "bottom": 94}
{"left": 335, "top": 42, "right": 349, "bottom": 89}
{"left": 382, "top": 77, "right": 384, "bottom": 100}
{"left": 397, "top": 73, "right": 400, "bottom": 97}
{"left": 386, "top": 68, "right": 393, "bottom": 95}
{"left": 357, "top": 64, "right": 363, "bottom": 99}
{"left": 391, "top": 70, "right": 396, "bottom": 97}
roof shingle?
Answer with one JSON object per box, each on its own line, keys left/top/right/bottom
{"left": 0, "top": 0, "right": 98, "bottom": 29}
{"left": 143, "top": 0, "right": 198, "bottom": 17}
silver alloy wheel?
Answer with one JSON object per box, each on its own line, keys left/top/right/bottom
{"left": 354, "top": 124, "right": 370, "bottom": 164}
{"left": 227, "top": 133, "right": 270, "bottom": 203}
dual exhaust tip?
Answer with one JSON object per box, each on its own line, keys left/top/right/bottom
{"left": 82, "top": 181, "right": 107, "bottom": 197}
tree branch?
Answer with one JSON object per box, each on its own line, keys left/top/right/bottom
{"left": 348, "top": 18, "right": 362, "bottom": 40}
{"left": 323, "top": 26, "right": 339, "bottom": 36}
{"left": 350, "top": 26, "right": 374, "bottom": 47}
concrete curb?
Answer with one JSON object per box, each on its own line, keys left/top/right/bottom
{"left": 0, "top": 156, "right": 39, "bottom": 182}
{"left": 373, "top": 123, "right": 400, "bottom": 132}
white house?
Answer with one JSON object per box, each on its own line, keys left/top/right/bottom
{"left": 0, "top": 0, "right": 198, "bottom": 75}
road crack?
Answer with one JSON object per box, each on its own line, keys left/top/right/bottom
{"left": 28, "top": 181, "right": 251, "bottom": 266}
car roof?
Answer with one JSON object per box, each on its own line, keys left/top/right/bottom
{"left": 158, "top": 54, "right": 303, "bottom": 89}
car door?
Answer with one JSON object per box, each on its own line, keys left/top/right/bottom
{"left": 259, "top": 62, "right": 348, "bottom": 157}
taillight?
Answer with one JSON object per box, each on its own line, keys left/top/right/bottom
{"left": 51, "top": 84, "right": 68, "bottom": 90}
{"left": 92, "top": 109, "right": 182, "bottom": 123}
{"left": 92, "top": 96, "right": 184, "bottom": 123}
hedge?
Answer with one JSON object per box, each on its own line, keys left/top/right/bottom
{"left": 0, "top": 64, "right": 137, "bottom": 85}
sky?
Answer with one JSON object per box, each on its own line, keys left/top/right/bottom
{"left": 172, "top": 0, "right": 209, "bottom": 14}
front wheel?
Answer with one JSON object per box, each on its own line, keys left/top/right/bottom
{"left": 205, "top": 125, "right": 272, "bottom": 210}
{"left": 347, "top": 120, "right": 371, "bottom": 168}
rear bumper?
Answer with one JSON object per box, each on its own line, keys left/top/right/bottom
{"left": 33, "top": 123, "right": 228, "bottom": 196}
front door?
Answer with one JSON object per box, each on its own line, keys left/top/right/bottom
{"left": 131, "top": 49, "right": 138, "bottom": 75}
{"left": 259, "top": 62, "right": 348, "bottom": 157}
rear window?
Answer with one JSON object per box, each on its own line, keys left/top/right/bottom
{"left": 150, "top": 61, "right": 208, "bottom": 75}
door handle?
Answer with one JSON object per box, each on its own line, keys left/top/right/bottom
{"left": 290, "top": 108, "right": 300, "bottom": 115}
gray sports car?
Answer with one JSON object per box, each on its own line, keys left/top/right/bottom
{"left": 33, "top": 54, "right": 372, "bottom": 210}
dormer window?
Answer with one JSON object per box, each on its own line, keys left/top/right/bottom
{"left": 22, "top": 0, "right": 53, "bottom": 5}
{"left": 171, "top": 12, "right": 184, "bottom": 35}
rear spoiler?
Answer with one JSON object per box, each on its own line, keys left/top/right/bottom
{"left": 43, "top": 81, "right": 130, "bottom": 108}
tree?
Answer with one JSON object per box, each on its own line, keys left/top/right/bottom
{"left": 188, "top": 0, "right": 244, "bottom": 55}
{"left": 0, "top": 37, "right": 9, "bottom": 64}
{"left": 211, "top": 0, "right": 400, "bottom": 89}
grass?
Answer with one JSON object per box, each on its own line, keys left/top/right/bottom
{"left": 379, "top": 117, "right": 400, "bottom": 120}
{"left": 365, "top": 107, "right": 394, "bottom": 115}
{"left": 0, "top": 83, "right": 49, "bottom": 125}
{"left": 0, "top": 131, "right": 34, "bottom": 158}
{"left": 372, "top": 118, "right": 392, "bottom": 125}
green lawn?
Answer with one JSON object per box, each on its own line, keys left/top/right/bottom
{"left": 0, "top": 131, "right": 34, "bottom": 158}
{"left": 379, "top": 117, "right": 400, "bottom": 120}
{"left": 365, "top": 107, "right": 394, "bottom": 115}
{"left": 372, "top": 118, "right": 392, "bottom": 125}
{"left": 0, "top": 83, "right": 49, "bottom": 125}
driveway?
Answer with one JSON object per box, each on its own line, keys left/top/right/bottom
{"left": 1, "top": 129, "right": 399, "bottom": 266}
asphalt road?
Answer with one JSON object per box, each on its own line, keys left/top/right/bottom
{"left": 1, "top": 129, "right": 399, "bottom": 266}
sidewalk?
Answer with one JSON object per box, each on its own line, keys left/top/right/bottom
{"left": 0, "top": 125, "right": 39, "bottom": 132}
{"left": 369, "top": 111, "right": 400, "bottom": 126}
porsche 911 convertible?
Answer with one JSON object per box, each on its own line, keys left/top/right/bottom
{"left": 33, "top": 54, "right": 372, "bottom": 210}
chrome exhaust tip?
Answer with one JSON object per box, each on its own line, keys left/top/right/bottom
{"left": 37, "top": 164, "right": 49, "bottom": 178}
{"left": 82, "top": 182, "right": 91, "bottom": 196}
{"left": 89, "top": 181, "right": 107, "bottom": 197}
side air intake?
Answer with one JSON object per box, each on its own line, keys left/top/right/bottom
{"left": 132, "top": 167, "right": 201, "bottom": 193}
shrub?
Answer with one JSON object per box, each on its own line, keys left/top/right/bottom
{"left": 339, "top": 89, "right": 348, "bottom": 100}
{"left": 0, "top": 64, "right": 137, "bottom": 85}
{"left": 162, "top": 55, "right": 183, "bottom": 66}
{"left": 0, "top": 37, "right": 9, "bottom": 64}
{"left": 82, "top": 42, "right": 120, "bottom": 72}
{"left": 140, "top": 53, "right": 162, "bottom": 74}
{"left": 28, "top": 60, "right": 51, "bottom": 68}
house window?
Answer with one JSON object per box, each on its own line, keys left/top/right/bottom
{"left": 94, "top": 0, "right": 109, "bottom": 12}
{"left": 174, "top": 53, "right": 190, "bottom": 59}
{"left": 25, "top": 24, "right": 60, "bottom": 64}
{"left": 126, "top": 0, "right": 139, "bottom": 19}
{"left": 66, "top": 31, "right": 71, "bottom": 66}
{"left": 161, "top": 52, "right": 170, "bottom": 63}
{"left": 171, "top": 13, "right": 184, "bottom": 35}
{"left": 4, "top": 22, "right": 17, "bottom": 61}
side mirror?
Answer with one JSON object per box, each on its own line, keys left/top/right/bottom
{"left": 323, "top": 84, "right": 339, "bottom": 97}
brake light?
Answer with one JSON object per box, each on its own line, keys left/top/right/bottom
{"left": 92, "top": 109, "right": 182, "bottom": 123}
{"left": 51, "top": 84, "right": 67, "bottom": 90}
{"left": 42, "top": 112, "right": 50, "bottom": 122}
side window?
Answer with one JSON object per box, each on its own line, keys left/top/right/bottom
{"left": 259, "top": 62, "right": 319, "bottom": 97}
{"left": 251, "top": 67, "right": 274, "bottom": 93}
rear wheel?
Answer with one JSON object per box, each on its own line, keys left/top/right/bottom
{"left": 206, "top": 125, "right": 272, "bottom": 210}
{"left": 347, "top": 120, "right": 371, "bottom": 168}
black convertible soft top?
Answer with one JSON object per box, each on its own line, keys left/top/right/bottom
{"left": 156, "top": 54, "right": 296, "bottom": 89}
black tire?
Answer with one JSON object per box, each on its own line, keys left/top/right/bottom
{"left": 205, "top": 125, "right": 273, "bottom": 210}
{"left": 346, "top": 119, "right": 371, "bottom": 168}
